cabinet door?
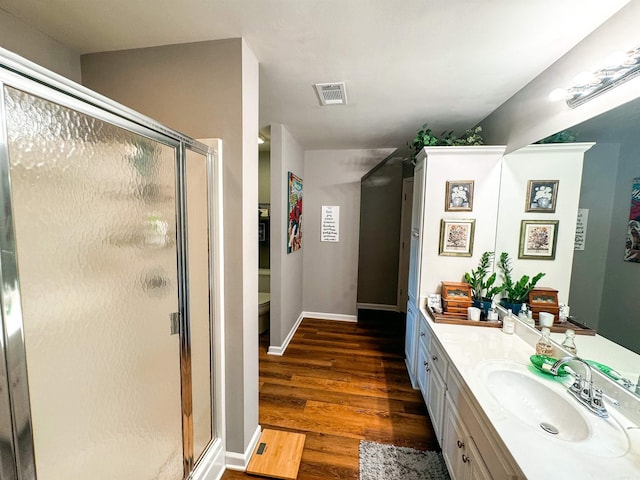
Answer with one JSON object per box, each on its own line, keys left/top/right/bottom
{"left": 411, "top": 156, "right": 425, "bottom": 230}
{"left": 427, "top": 366, "right": 446, "bottom": 446}
{"left": 417, "top": 342, "right": 429, "bottom": 402}
{"left": 442, "top": 397, "right": 467, "bottom": 480}
{"left": 468, "top": 437, "right": 493, "bottom": 480}
{"left": 405, "top": 302, "right": 418, "bottom": 386}
{"left": 408, "top": 155, "right": 425, "bottom": 301}
{"left": 407, "top": 233, "right": 420, "bottom": 302}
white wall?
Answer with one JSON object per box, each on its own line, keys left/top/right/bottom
{"left": 419, "top": 147, "right": 505, "bottom": 297}
{"left": 0, "top": 10, "right": 81, "bottom": 82}
{"left": 269, "top": 124, "right": 304, "bottom": 349}
{"left": 303, "top": 149, "right": 394, "bottom": 317}
{"left": 482, "top": 1, "right": 640, "bottom": 151}
{"left": 495, "top": 144, "right": 593, "bottom": 303}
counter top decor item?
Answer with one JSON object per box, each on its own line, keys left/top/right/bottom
{"left": 440, "top": 281, "right": 473, "bottom": 316}
{"left": 497, "top": 252, "right": 545, "bottom": 315}
{"left": 529, "top": 355, "right": 570, "bottom": 376}
{"left": 528, "top": 287, "right": 559, "bottom": 320}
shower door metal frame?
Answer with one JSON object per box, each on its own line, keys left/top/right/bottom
{"left": 0, "top": 48, "right": 215, "bottom": 480}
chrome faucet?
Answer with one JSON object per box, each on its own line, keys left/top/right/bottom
{"left": 550, "top": 356, "right": 608, "bottom": 418}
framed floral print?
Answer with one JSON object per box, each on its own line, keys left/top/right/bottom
{"left": 519, "top": 220, "right": 559, "bottom": 260}
{"left": 439, "top": 219, "right": 475, "bottom": 257}
{"left": 445, "top": 180, "right": 474, "bottom": 211}
{"left": 526, "top": 180, "right": 559, "bottom": 212}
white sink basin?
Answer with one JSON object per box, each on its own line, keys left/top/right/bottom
{"left": 486, "top": 367, "right": 590, "bottom": 441}
{"left": 476, "top": 360, "right": 630, "bottom": 457}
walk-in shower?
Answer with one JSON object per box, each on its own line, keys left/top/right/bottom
{"left": 0, "top": 49, "right": 221, "bottom": 480}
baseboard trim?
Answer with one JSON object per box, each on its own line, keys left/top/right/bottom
{"left": 267, "top": 312, "right": 304, "bottom": 356}
{"left": 191, "top": 438, "right": 225, "bottom": 480}
{"left": 302, "top": 311, "right": 358, "bottom": 323}
{"left": 357, "top": 303, "right": 400, "bottom": 312}
{"left": 225, "top": 425, "right": 262, "bottom": 471}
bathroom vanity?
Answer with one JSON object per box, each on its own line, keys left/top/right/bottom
{"left": 416, "top": 303, "right": 640, "bottom": 479}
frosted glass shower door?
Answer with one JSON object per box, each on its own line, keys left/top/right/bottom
{"left": 185, "top": 147, "right": 214, "bottom": 464}
{"left": 3, "top": 86, "right": 184, "bottom": 480}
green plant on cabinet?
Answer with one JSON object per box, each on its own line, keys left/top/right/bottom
{"left": 497, "top": 252, "right": 545, "bottom": 311}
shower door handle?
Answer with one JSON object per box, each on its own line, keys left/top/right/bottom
{"left": 170, "top": 312, "right": 181, "bottom": 335}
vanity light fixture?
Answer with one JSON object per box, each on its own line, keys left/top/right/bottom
{"left": 549, "top": 44, "right": 640, "bottom": 108}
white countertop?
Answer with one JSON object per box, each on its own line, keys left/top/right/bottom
{"left": 420, "top": 303, "right": 640, "bottom": 479}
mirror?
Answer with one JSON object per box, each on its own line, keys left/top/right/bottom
{"left": 530, "top": 96, "right": 640, "bottom": 391}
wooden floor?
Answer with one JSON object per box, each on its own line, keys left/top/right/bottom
{"left": 221, "top": 311, "right": 438, "bottom": 480}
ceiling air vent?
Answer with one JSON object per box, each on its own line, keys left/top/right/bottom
{"left": 314, "top": 82, "right": 348, "bottom": 106}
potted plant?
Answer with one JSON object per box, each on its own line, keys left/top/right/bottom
{"left": 407, "top": 123, "right": 485, "bottom": 162}
{"left": 496, "top": 252, "right": 545, "bottom": 315}
{"left": 463, "top": 251, "right": 503, "bottom": 318}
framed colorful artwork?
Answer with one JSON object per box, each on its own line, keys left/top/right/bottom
{"left": 445, "top": 180, "right": 474, "bottom": 211}
{"left": 438, "top": 219, "right": 475, "bottom": 257}
{"left": 519, "top": 220, "right": 559, "bottom": 260}
{"left": 625, "top": 177, "right": 640, "bottom": 262}
{"left": 287, "top": 172, "right": 303, "bottom": 253}
{"left": 526, "top": 180, "right": 559, "bottom": 212}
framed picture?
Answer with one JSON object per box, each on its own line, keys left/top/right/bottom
{"left": 526, "top": 180, "right": 559, "bottom": 212}
{"left": 287, "top": 172, "right": 303, "bottom": 253}
{"left": 439, "top": 219, "right": 475, "bottom": 257}
{"left": 624, "top": 177, "right": 640, "bottom": 262}
{"left": 445, "top": 180, "right": 474, "bottom": 211}
{"left": 519, "top": 220, "right": 559, "bottom": 259}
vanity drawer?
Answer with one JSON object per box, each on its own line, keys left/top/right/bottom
{"left": 418, "top": 312, "right": 430, "bottom": 351}
{"left": 428, "top": 336, "right": 447, "bottom": 380}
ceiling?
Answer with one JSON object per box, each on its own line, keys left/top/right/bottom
{"left": 0, "top": 0, "right": 630, "bottom": 150}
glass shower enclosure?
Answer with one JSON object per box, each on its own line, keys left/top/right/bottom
{"left": 0, "top": 50, "right": 218, "bottom": 479}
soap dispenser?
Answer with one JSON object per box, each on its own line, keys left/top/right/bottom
{"left": 487, "top": 300, "right": 499, "bottom": 321}
{"left": 536, "top": 327, "right": 554, "bottom": 356}
{"left": 502, "top": 309, "right": 515, "bottom": 335}
{"left": 561, "top": 329, "right": 577, "bottom": 354}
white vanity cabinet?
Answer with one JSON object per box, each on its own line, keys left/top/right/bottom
{"left": 424, "top": 324, "right": 447, "bottom": 444}
{"left": 417, "top": 312, "right": 447, "bottom": 446}
{"left": 416, "top": 312, "right": 429, "bottom": 393}
{"left": 443, "top": 396, "right": 492, "bottom": 480}
{"left": 444, "top": 363, "right": 520, "bottom": 480}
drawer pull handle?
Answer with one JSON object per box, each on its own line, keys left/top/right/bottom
{"left": 432, "top": 355, "right": 438, "bottom": 361}
{"left": 420, "top": 332, "right": 425, "bottom": 337}
{"left": 462, "top": 454, "right": 470, "bottom": 463}
{"left": 457, "top": 440, "right": 464, "bottom": 449}
{"left": 423, "top": 361, "right": 428, "bottom": 366}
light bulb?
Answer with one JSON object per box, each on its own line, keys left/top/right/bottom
{"left": 548, "top": 88, "right": 567, "bottom": 102}
{"left": 603, "top": 50, "right": 628, "bottom": 68}
{"left": 573, "top": 71, "right": 595, "bottom": 87}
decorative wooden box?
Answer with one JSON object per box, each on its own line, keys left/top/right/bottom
{"left": 441, "top": 281, "right": 473, "bottom": 316}
{"left": 528, "top": 288, "right": 559, "bottom": 321}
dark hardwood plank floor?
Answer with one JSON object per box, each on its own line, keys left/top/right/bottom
{"left": 221, "top": 312, "right": 438, "bottom": 479}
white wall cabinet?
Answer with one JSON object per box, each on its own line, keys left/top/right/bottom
{"left": 406, "top": 152, "right": 426, "bottom": 386}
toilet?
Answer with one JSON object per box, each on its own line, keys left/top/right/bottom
{"left": 258, "top": 269, "right": 270, "bottom": 334}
